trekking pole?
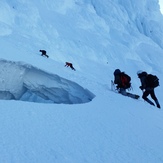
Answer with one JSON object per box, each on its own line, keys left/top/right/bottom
{"left": 111, "top": 80, "right": 117, "bottom": 92}
{"left": 111, "top": 80, "right": 114, "bottom": 91}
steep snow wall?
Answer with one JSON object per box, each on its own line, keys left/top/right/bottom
{"left": 0, "top": 59, "right": 95, "bottom": 104}
{"left": 1, "top": 0, "right": 163, "bottom": 60}
{"left": 0, "top": 0, "right": 163, "bottom": 77}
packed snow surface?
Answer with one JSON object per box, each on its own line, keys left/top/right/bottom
{"left": 0, "top": 0, "right": 163, "bottom": 163}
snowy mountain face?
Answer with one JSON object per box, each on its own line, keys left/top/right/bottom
{"left": 1, "top": 0, "right": 163, "bottom": 62}
{"left": 1, "top": 1, "right": 163, "bottom": 163}
{"left": 0, "top": 0, "right": 163, "bottom": 103}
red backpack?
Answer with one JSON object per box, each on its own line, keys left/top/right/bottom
{"left": 120, "top": 73, "right": 131, "bottom": 89}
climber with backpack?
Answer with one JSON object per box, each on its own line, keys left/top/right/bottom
{"left": 113, "top": 69, "right": 139, "bottom": 99}
{"left": 137, "top": 70, "right": 161, "bottom": 108}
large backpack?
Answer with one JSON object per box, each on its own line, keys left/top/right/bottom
{"left": 120, "top": 73, "right": 131, "bottom": 89}
{"left": 146, "top": 74, "right": 159, "bottom": 88}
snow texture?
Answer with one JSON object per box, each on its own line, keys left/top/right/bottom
{"left": 0, "top": 59, "right": 94, "bottom": 104}
{"left": 0, "top": 0, "right": 163, "bottom": 163}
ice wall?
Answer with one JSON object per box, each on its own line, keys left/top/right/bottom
{"left": 0, "top": 59, "right": 95, "bottom": 104}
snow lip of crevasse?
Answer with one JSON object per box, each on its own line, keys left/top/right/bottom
{"left": 0, "top": 59, "right": 95, "bottom": 104}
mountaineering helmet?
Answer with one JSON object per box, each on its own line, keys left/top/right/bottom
{"left": 137, "top": 70, "right": 147, "bottom": 78}
{"left": 137, "top": 70, "right": 143, "bottom": 75}
{"left": 114, "top": 69, "right": 121, "bottom": 75}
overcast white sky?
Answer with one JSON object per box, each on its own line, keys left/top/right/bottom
{"left": 159, "top": 0, "right": 163, "bottom": 13}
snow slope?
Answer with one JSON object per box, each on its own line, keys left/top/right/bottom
{"left": 0, "top": 0, "right": 163, "bottom": 162}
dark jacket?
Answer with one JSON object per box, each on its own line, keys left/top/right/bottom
{"left": 40, "top": 50, "right": 46, "bottom": 55}
{"left": 138, "top": 72, "right": 153, "bottom": 91}
{"left": 114, "top": 74, "right": 121, "bottom": 86}
{"left": 114, "top": 72, "right": 125, "bottom": 88}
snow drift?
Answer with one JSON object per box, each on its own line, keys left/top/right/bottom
{"left": 0, "top": 59, "right": 95, "bottom": 104}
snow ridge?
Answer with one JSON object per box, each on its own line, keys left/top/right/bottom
{"left": 0, "top": 59, "right": 95, "bottom": 104}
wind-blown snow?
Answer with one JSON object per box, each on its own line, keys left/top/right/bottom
{"left": 0, "top": 0, "right": 163, "bottom": 162}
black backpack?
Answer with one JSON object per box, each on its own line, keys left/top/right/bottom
{"left": 120, "top": 73, "right": 131, "bottom": 89}
{"left": 146, "top": 74, "right": 159, "bottom": 88}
